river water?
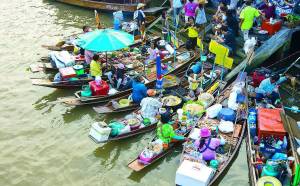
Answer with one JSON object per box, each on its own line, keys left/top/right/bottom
{"left": 0, "top": 0, "right": 249, "bottom": 185}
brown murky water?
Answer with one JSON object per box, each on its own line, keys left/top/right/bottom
{"left": 0, "top": 0, "right": 249, "bottom": 185}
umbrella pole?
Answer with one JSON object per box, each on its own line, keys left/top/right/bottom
{"left": 106, "top": 51, "right": 108, "bottom": 68}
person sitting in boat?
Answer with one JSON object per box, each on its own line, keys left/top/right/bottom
{"left": 145, "top": 42, "right": 159, "bottom": 65}
{"left": 90, "top": 54, "right": 103, "bottom": 78}
{"left": 180, "top": 16, "right": 198, "bottom": 51}
{"left": 134, "top": 3, "right": 146, "bottom": 38}
{"left": 216, "top": 25, "right": 236, "bottom": 55}
{"left": 157, "top": 109, "right": 186, "bottom": 147}
{"left": 195, "top": 127, "right": 220, "bottom": 161}
{"left": 107, "top": 63, "right": 126, "bottom": 90}
{"left": 131, "top": 75, "right": 148, "bottom": 104}
{"left": 255, "top": 74, "right": 288, "bottom": 104}
{"left": 140, "top": 89, "right": 163, "bottom": 122}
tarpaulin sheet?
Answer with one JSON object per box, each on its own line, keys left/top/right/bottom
{"left": 258, "top": 108, "right": 286, "bottom": 139}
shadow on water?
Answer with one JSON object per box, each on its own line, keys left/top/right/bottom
{"left": 33, "top": 89, "right": 74, "bottom": 108}
{"left": 127, "top": 146, "right": 181, "bottom": 183}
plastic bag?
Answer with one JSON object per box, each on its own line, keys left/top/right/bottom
{"left": 228, "top": 92, "right": 238, "bottom": 110}
{"left": 206, "top": 104, "right": 222, "bottom": 118}
{"left": 219, "top": 120, "right": 234, "bottom": 133}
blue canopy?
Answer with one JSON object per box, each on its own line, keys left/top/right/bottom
{"left": 76, "top": 29, "right": 134, "bottom": 52}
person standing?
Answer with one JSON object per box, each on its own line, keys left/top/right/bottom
{"left": 172, "top": 0, "right": 183, "bottom": 26}
{"left": 195, "top": 2, "right": 207, "bottom": 38}
{"left": 239, "top": 0, "right": 261, "bottom": 41}
{"left": 184, "top": 0, "right": 199, "bottom": 23}
{"left": 134, "top": 3, "right": 146, "bottom": 39}
{"left": 180, "top": 17, "right": 199, "bottom": 50}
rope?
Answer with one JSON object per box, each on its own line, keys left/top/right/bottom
{"left": 265, "top": 50, "right": 300, "bottom": 69}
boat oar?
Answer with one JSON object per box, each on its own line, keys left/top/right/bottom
{"left": 284, "top": 106, "right": 300, "bottom": 113}
{"left": 282, "top": 56, "right": 300, "bottom": 75}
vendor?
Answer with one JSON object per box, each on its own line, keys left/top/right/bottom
{"left": 90, "top": 54, "right": 102, "bottom": 78}
{"left": 157, "top": 109, "right": 185, "bottom": 146}
{"left": 140, "top": 89, "right": 163, "bottom": 121}
{"left": 146, "top": 42, "right": 159, "bottom": 65}
{"left": 195, "top": 127, "right": 220, "bottom": 161}
{"left": 258, "top": 0, "right": 276, "bottom": 19}
{"left": 180, "top": 17, "right": 198, "bottom": 50}
{"left": 107, "top": 63, "right": 126, "bottom": 90}
{"left": 187, "top": 69, "right": 202, "bottom": 99}
{"left": 217, "top": 25, "right": 236, "bottom": 55}
{"left": 132, "top": 75, "right": 148, "bottom": 104}
{"left": 255, "top": 74, "right": 288, "bottom": 104}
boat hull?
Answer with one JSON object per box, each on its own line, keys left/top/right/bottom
{"left": 55, "top": 0, "right": 149, "bottom": 12}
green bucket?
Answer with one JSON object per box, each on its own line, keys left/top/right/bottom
{"left": 143, "top": 118, "right": 151, "bottom": 126}
{"left": 73, "top": 65, "right": 84, "bottom": 76}
{"left": 81, "top": 85, "right": 92, "bottom": 97}
{"left": 209, "top": 160, "right": 219, "bottom": 169}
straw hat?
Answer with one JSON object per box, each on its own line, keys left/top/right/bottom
{"left": 200, "top": 127, "right": 211, "bottom": 138}
{"left": 137, "top": 3, "right": 145, "bottom": 10}
{"left": 198, "top": 0, "right": 208, "bottom": 4}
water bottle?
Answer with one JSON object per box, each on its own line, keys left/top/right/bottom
{"left": 248, "top": 111, "right": 257, "bottom": 137}
{"left": 113, "top": 18, "right": 120, "bottom": 30}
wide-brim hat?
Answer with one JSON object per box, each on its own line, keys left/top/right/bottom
{"left": 198, "top": 0, "right": 208, "bottom": 4}
{"left": 137, "top": 3, "right": 145, "bottom": 10}
{"left": 200, "top": 127, "right": 211, "bottom": 138}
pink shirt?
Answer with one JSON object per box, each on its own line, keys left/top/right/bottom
{"left": 184, "top": 2, "right": 198, "bottom": 17}
{"left": 196, "top": 138, "right": 220, "bottom": 161}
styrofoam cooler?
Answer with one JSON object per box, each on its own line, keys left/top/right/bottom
{"left": 175, "top": 160, "right": 215, "bottom": 186}
{"left": 89, "top": 122, "right": 111, "bottom": 143}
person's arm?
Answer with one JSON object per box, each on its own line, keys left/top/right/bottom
{"left": 239, "top": 9, "right": 245, "bottom": 27}
{"left": 257, "top": 79, "right": 268, "bottom": 95}
{"left": 141, "top": 84, "right": 148, "bottom": 97}
{"left": 276, "top": 76, "right": 288, "bottom": 85}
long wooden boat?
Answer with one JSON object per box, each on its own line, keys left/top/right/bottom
{"left": 30, "top": 43, "right": 187, "bottom": 89}
{"left": 89, "top": 109, "right": 160, "bottom": 143}
{"left": 176, "top": 72, "right": 248, "bottom": 185}
{"left": 127, "top": 118, "right": 191, "bottom": 172}
{"left": 32, "top": 34, "right": 161, "bottom": 73}
{"left": 93, "top": 62, "right": 222, "bottom": 114}
{"left": 58, "top": 50, "right": 197, "bottom": 106}
{"left": 246, "top": 74, "right": 300, "bottom": 186}
{"left": 54, "top": 0, "right": 150, "bottom": 13}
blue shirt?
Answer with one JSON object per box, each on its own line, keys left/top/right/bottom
{"left": 173, "top": 0, "right": 183, "bottom": 8}
{"left": 255, "top": 77, "right": 287, "bottom": 95}
{"left": 132, "top": 81, "right": 147, "bottom": 103}
{"left": 191, "top": 62, "right": 202, "bottom": 74}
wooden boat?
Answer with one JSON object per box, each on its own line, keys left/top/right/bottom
{"left": 32, "top": 35, "right": 161, "bottom": 73}
{"left": 89, "top": 109, "right": 159, "bottom": 143}
{"left": 176, "top": 72, "right": 248, "bottom": 185}
{"left": 54, "top": 0, "right": 151, "bottom": 13}
{"left": 59, "top": 50, "right": 197, "bottom": 106}
{"left": 93, "top": 62, "right": 223, "bottom": 114}
{"left": 246, "top": 75, "right": 300, "bottom": 186}
{"left": 127, "top": 118, "right": 191, "bottom": 172}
